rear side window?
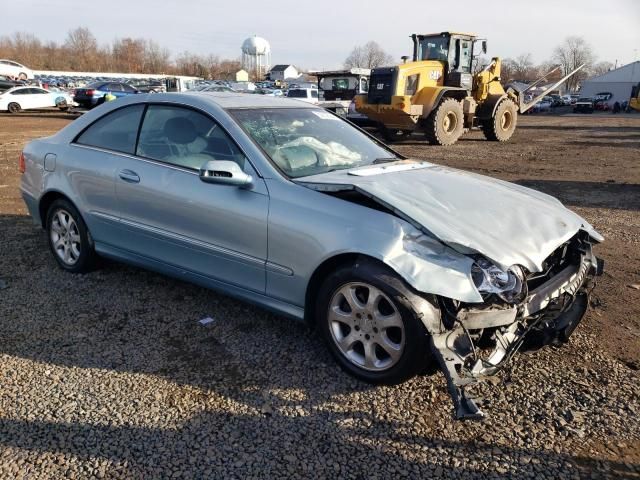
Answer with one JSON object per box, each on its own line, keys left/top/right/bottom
{"left": 75, "top": 105, "right": 145, "bottom": 154}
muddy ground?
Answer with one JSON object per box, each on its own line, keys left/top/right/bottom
{"left": 0, "top": 109, "right": 638, "bottom": 478}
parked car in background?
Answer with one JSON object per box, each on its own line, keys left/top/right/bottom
{"left": 200, "top": 85, "right": 236, "bottom": 93}
{"left": 570, "top": 94, "right": 580, "bottom": 105}
{"left": 561, "top": 95, "right": 573, "bottom": 106}
{"left": 19, "top": 92, "right": 603, "bottom": 419}
{"left": 574, "top": 97, "right": 594, "bottom": 114}
{"left": 548, "top": 95, "right": 563, "bottom": 107}
{"left": 533, "top": 98, "right": 552, "bottom": 113}
{"left": 287, "top": 88, "right": 319, "bottom": 104}
{"left": 0, "top": 59, "right": 34, "bottom": 80}
{"left": 73, "top": 81, "right": 140, "bottom": 108}
{"left": 0, "top": 86, "right": 73, "bottom": 113}
{"left": 0, "top": 75, "right": 23, "bottom": 92}
{"left": 346, "top": 98, "right": 375, "bottom": 126}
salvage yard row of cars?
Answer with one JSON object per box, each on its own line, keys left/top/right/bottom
{"left": 19, "top": 91, "right": 604, "bottom": 419}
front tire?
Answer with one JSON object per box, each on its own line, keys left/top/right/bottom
{"left": 424, "top": 97, "right": 464, "bottom": 146}
{"left": 316, "top": 259, "right": 433, "bottom": 385}
{"left": 7, "top": 102, "right": 21, "bottom": 114}
{"left": 482, "top": 98, "right": 518, "bottom": 142}
{"left": 46, "top": 199, "right": 96, "bottom": 273}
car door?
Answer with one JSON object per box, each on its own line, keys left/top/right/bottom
{"left": 29, "top": 88, "right": 54, "bottom": 108}
{"left": 114, "top": 103, "right": 269, "bottom": 293}
{"left": 107, "top": 83, "right": 126, "bottom": 99}
{"left": 71, "top": 104, "right": 146, "bottom": 246}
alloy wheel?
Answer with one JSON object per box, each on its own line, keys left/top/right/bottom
{"left": 50, "top": 209, "right": 82, "bottom": 266}
{"left": 328, "top": 282, "right": 405, "bottom": 371}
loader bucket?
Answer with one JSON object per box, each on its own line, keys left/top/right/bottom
{"left": 514, "top": 64, "right": 585, "bottom": 114}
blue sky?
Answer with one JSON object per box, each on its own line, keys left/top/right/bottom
{"left": 4, "top": 0, "right": 639, "bottom": 69}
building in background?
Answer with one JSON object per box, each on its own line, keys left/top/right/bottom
{"left": 235, "top": 69, "right": 249, "bottom": 82}
{"left": 579, "top": 61, "right": 640, "bottom": 106}
{"left": 269, "top": 65, "right": 299, "bottom": 82}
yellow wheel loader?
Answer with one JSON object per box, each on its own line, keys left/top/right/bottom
{"left": 355, "top": 32, "right": 584, "bottom": 145}
{"left": 630, "top": 82, "right": 640, "bottom": 112}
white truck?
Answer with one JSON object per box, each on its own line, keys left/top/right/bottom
{"left": 316, "top": 68, "right": 371, "bottom": 118}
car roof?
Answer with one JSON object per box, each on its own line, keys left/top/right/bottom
{"left": 2, "top": 86, "right": 31, "bottom": 93}
{"left": 182, "top": 91, "right": 317, "bottom": 109}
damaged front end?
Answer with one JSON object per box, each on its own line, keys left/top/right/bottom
{"left": 427, "top": 232, "right": 604, "bottom": 420}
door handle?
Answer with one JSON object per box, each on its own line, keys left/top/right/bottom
{"left": 119, "top": 169, "right": 140, "bottom": 183}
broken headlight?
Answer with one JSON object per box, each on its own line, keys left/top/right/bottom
{"left": 471, "top": 258, "right": 526, "bottom": 304}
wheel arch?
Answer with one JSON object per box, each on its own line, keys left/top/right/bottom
{"left": 303, "top": 251, "right": 444, "bottom": 333}
{"left": 476, "top": 94, "right": 508, "bottom": 120}
{"left": 412, "top": 87, "right": 467, "bottom": 120}
{"left": 39, "top": 190, "right": 76, "bottom": 228}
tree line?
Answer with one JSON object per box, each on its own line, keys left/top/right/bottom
{"left": 344, "top": 36, "right": 613, "bottom": 92}
{"left": 0, "top": 27, "right": 242, "bottom": 79}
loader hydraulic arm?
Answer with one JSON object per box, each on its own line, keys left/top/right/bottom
{"left": 473, "top": 57, "right": 504, "bottom": 102}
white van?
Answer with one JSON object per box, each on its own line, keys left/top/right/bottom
{"left": 287, "top": 88, "right": 319, "bottom": 104}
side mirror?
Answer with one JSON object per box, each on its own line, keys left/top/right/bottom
{"left": 199, "top": 160, "right": 252, "bottom": 187}
{"left": 482, "top": 40, "right": 488, "bottom": 54}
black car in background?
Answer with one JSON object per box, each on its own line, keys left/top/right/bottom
{"left": 0, "top": 75, "right": 23, "bottom": 92}
{"left": 574, "top": 97, "right": 595, "bottom": 114}
{"left": 73, "top": 81, "right": 140, "bottom": 108}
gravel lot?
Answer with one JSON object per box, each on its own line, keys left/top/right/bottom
{"left": 0, "top": 110, "right": 639, "bottom": 479}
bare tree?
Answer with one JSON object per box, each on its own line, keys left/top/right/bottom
{"left": 64, "top": 27, "right": 98, "bottom": 71}
{"left": 344, "top": 41, "right": 394, "bottom": 69}
{"left": 552, "top": 36, "right": 595, "bottom": 92}
{"left": 502, "top": 53, "right": 538, "bottom": 82}
{"left": 591, "top": 61, "right": 614, "bottom": 77}
{"left": 144, "top": 40, "right": 171, "bottom": 74}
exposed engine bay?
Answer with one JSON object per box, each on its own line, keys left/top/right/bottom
{"left": 426, "top": 232, "right": 603, "bottom": 419}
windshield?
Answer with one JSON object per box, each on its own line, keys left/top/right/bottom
{"left": 231, "top": 108, "right": 399, "bottom": 178}
{"left": 418, "top": 36, "right": 450, "bottom": 62}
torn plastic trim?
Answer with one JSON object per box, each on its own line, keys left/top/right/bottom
{"left": 426, "top": 247, "right": 599, "bottom": 420}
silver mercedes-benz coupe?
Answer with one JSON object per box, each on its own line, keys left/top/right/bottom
{"left": 20, "top": 92, "right": 603, "bottom": 418}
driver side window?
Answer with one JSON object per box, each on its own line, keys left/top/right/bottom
{"left": 136, "top": 105, "right": 245, "bottom": 171}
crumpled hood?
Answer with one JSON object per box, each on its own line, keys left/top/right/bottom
{"left": 297, "top": 161, "right": 602, "bottom": 272}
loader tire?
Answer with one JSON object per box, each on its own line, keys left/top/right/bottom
{"left": 424, "top": 98, "right": 464, "bottom": 146}
{"left": 482, "top": 99, "right": 517, "bottom": 142}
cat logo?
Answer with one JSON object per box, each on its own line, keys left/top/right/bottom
{"left": 376, "top": 83, "right": 385, "bottom": 90}
{"left": 429, "top": 70, "right": 442, "bottom": 81}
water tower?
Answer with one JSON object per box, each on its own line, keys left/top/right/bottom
{"left": 241, "top": 36, "right": 271, "bottom": 80}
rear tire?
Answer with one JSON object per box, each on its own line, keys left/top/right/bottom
{"left": 46, "top": 199, "right": 96, "bottom": 273}
{"left": 7, "top": 102, "right": 21, "bottom": 114}
{"left": 316, "top": 259, "right": 434, "bottom": 385}
{"left": 424, "top": 97, "right": 464, "bottom": 146}
{"left": 482, "top": 98, "right": 517, "bottom": 142}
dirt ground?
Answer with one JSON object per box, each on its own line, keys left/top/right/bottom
{"left": 0, "top": 109, "right": 638, "bottom": 478}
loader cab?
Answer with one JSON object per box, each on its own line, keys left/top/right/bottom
{"left": 412, "top": 32, "right": 477, "bottom": 90}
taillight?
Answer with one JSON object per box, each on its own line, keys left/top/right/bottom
{"left": 86, "top": 89, "right": 95, "bottom": 96}
{"left": 19, "top": 152, "right": 25, "bottom": 173}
